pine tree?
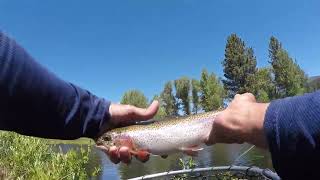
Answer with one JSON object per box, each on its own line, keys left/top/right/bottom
{"left": 268, "top": 36, "right": 307, "bottom": 97}
{"left": 174, "top": 77, "right": 191, "bottom": 115}
{"left": 191, "top": 79, "right": 201, "bottom": 114}
{"left": 222, "top": 34, "right": 257, "bottom": 98}
{"left": 268, "top": 36, "right": 282, "bottom": 64}
{"left": 160, "top": 81, "right": 178, "bottom": 116}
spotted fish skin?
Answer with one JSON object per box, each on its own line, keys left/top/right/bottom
{"left": 96, "top": 111, "right": 220, "bottom": 156}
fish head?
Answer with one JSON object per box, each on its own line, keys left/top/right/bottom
{"left": 96, "top": 131, "right": 136, "bottom": 151}
{"left": 95, "top": 132, "right": 115, "bottom": 149}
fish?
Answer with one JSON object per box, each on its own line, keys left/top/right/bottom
{"left": 95, "top": 110, "right": 221, "bottom": 158}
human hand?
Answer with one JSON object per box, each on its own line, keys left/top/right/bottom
{"left": 206, "top": 93, "right": 269, "bottom": 148}
{"left": 96, "top": 101, "right": 159, "bottom": 164}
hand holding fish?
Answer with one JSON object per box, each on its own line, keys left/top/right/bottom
{"left": 96, "top": 101, "right": 159, "bottom": 164}
{"left": 96, "top": 106, "right": 220, "bottom": 164}
{"left": 206, "top": 93, "right": 269, "bottom": 149}
{"left": 97, "top": 93, "right": 269, "bottom": 165}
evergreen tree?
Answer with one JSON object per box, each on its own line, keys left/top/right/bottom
{"left": 174, "top": 77, "right": 191, "bottom": 115}
{"left": 160, "top": 81, "right": 178, "bottom": 116}
{"left": 222, "top": 34, "right": 257, "bottom": 98}
{"left": 268, "top": 36, "right": 282, "bottom": 64}
{"left": 191, "top": 79, "right": 201, "bottom": 114}
{"left": 268, "top": 36, "right": 307, "bottom": 97}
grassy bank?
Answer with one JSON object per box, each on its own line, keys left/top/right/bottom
{"left": 0, "top": 131, "right": 100, "bottom": 179}
{"left": 47, "top": 137, "right": 94, "bottom": 145}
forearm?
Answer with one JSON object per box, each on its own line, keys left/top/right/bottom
{"left": 263, "top": 91, "right": 320, "bottom": 178}
{"left": 0, "top": 32, "right": 110, "bottom": 139}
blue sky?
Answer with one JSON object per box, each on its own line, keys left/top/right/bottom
{"left": 0, "top": 1, "right": 319, "bottom": 102}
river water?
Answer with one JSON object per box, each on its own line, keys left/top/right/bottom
{"left": 57, "top": 143, "right": 274, "bottom": 180}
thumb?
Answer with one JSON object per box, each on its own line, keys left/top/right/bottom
{"left": 109, "top": 101, "right": 159, "bottom": 127}
{"left": 129, "top": 100, "right": 159, "bottom": 121}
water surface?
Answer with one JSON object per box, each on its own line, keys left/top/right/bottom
{"left": 56, "top": 143, "right": 273, "bottom": 179}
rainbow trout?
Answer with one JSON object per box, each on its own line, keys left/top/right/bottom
{"left": 96, "top": 111, "right": 220, "bottom": 157}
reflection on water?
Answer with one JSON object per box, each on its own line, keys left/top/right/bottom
{"left": 55, "top": 143, "right": 273, "bottom": 180}
{"left": 118, "top": 144, "right": 273, "bottom": 179}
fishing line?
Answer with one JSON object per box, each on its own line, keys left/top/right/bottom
{"left": 232, "top": 145, "right": 255, "bottom": 165}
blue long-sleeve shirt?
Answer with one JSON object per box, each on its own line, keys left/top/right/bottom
{"left": 0, "top": 31, "right": 110, "bottom": 139}
{"left": 264, "top": 91, "right": 320, "bottom": 179}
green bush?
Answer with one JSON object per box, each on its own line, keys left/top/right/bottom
{"left": 0, "top": 131, "right": 100, "bottom": 180}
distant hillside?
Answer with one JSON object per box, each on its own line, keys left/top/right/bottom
{"left": 308, "top": 76, "right": 320, "bottom": 92}
{"left": 309, "top": 76, "right": 320, "bottom": 82}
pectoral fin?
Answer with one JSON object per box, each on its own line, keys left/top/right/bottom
{"left": 179, "top": 146, "right": 203, "bottom": 156}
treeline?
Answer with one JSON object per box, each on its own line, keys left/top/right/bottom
{"left": 308, "top": 76, "right": 320, "bottom": 92}
{"left": 121, "top": 34, "right": 319, "bottom": 118}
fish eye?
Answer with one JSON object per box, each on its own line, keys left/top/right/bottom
{"left": 103, "top": 135, "right": 111, "bottom": 141}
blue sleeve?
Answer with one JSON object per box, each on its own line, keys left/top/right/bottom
{"left": 264, "top": 91, "right": 320, "bottom": 179}
{"left": 0, "top": 31, "right": 111, "bottom": 139}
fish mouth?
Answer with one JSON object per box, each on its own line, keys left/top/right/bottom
{"left": 95, "top": 140, "right": 104, "bottom": 146}
{"left": 95, "top": 140, "right": 114, "bottom": 151}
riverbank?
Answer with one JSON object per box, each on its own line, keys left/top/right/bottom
{"left": 0, "top": 131, "right": 100, "bottom": 179}
{"left": 47, "top": 137, "right": 94, "bottom": 145}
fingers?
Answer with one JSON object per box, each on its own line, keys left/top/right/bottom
{"left": 96, "top": 145, "right": 121, "bottom": 164}
{"left": 109, "top": 146, "right": 121, "bottom": 164}
{"left": 205, "top": 109, "right": 245, "bottom": 145}
{"left": 242, "top": 93, "right": 256, "bottom": 102}
{"left": 119, "top": 147, "right": 132, "bottom": 164}
{"left": 134, "top": 150, "right": 150, "bottom": 163}
{"left": 234, "top": 94, "right": 241, "bottom": 99}
{"left": 97, "top": 145, "right": 150, "bottom": 164}
{"left": 109, "top": 100, "right": 160, "bottom": 126}
{"left": 234, "top": 93, "right": 256, "bottom": 102}
{"left": 206, "top": 93, "right": 257, "bottom": 146}
{"left": 205, "top": 112, "right": 224, "bottom": 145}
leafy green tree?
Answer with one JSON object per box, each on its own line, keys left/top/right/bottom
{"left": 191, "top": 79, "right": 201, "bottom": 114}
{"left": 268, "top": 36, "right": 307, "bottom": 97}
{"left": 200, "top": 69, "right": 224, "bottom": 112}
{"left": 160, "top": 81, "right": 178, "bottom": 116}
{"left": 222, "top": 34, "right": 257, "bottom": 98}
{"left": 174, "top": 77, "right": 191, "bottom": 115}
{"left": 151, "top": 95, "right": 167, "bottom": 120}
{"left": 120, "top": 90, "right": 148, "bottom": 108}
{"left": 249, "top": 67, "right": 275, "bottom": 102}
